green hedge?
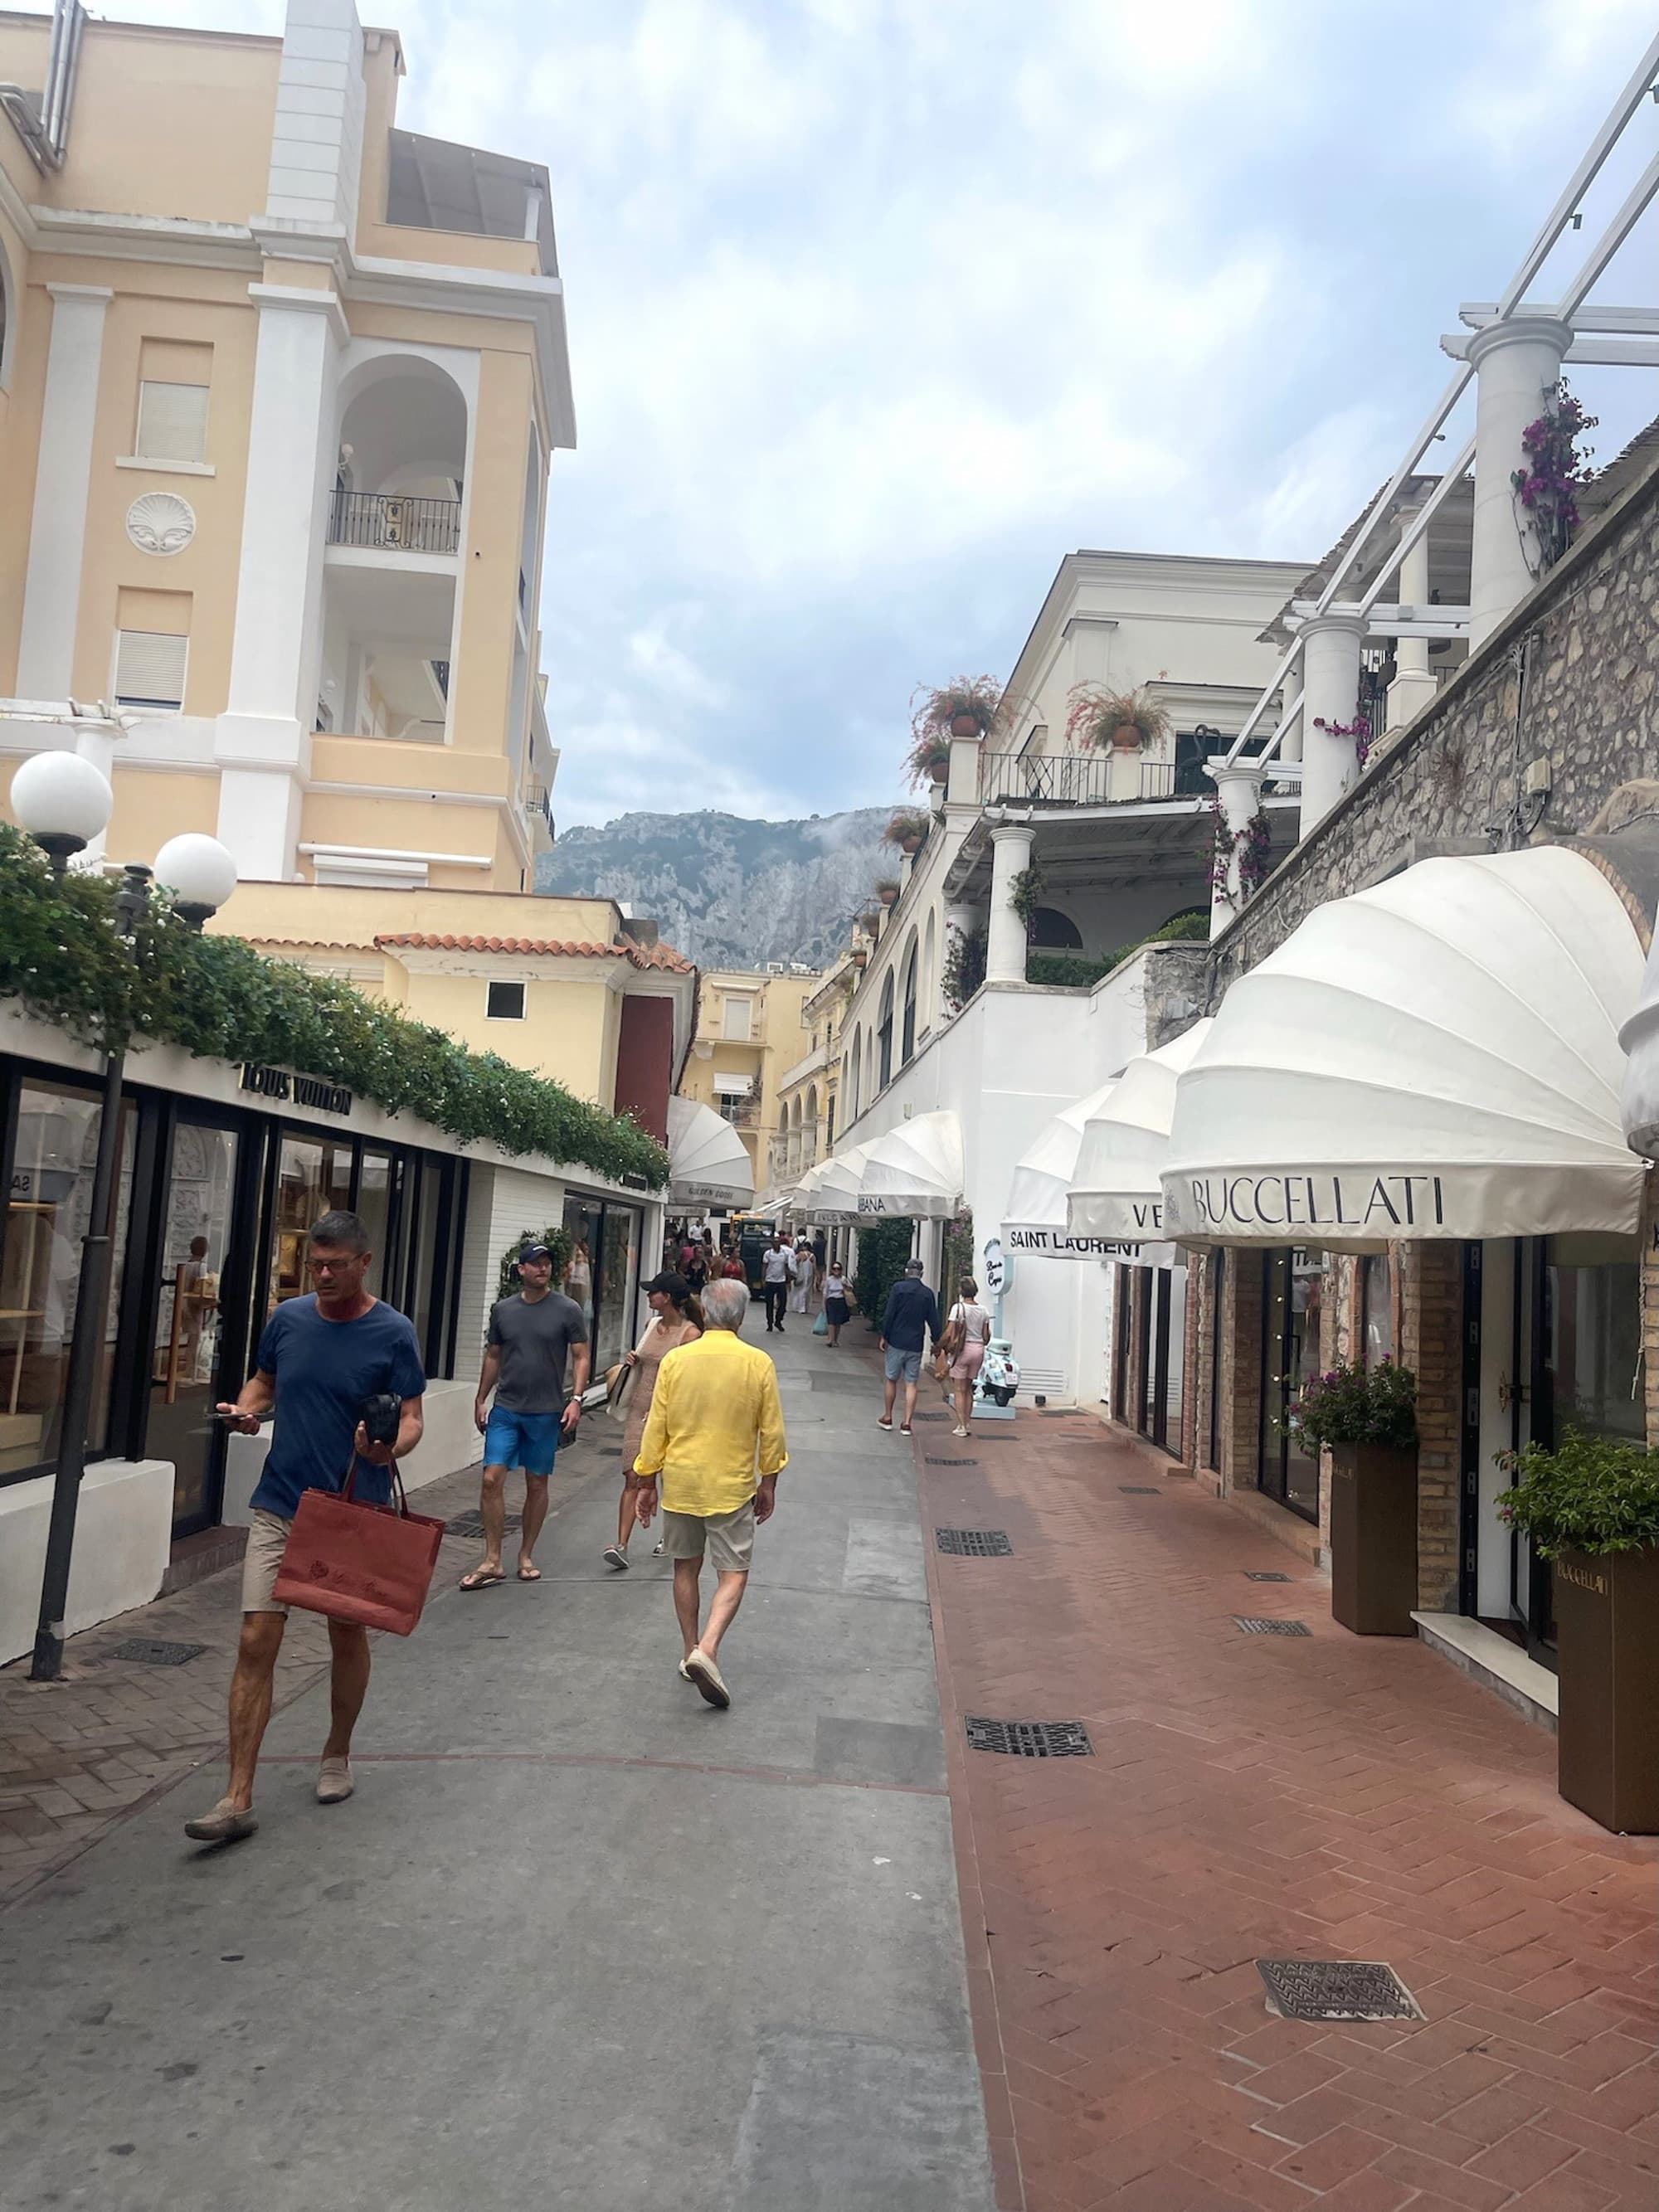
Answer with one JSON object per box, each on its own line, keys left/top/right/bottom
{"left": 0, "top": 826, "right": 669, "bottom": 1188}
{"left": 854, "top": 1215, "right": 915, "bottom": 1333}
{"left": 1027, "top": 951, "right": 1117, "bottom": 989}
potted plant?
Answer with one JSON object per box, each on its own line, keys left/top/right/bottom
{"left": 875, "top": 878, "right": 900, "bottom": 907}
{"left": 1498, "top": 1431, "right": 1659, "bottom": 1833}
{"left": 907, "top": 674, "right": 1003, "bottom": 785}
{"left": 1287, "top": 1358, "right": 1418, "bottom": 1635}
{"left": 883, "top": 809, "right": 930, "bottom": 857}
{"left": 1065, "top": 683, "right": 1173, "bottom": 752}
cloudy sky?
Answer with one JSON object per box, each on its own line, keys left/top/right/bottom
{"left": 100, "top": 0, "right": 1659, "bottom": 824}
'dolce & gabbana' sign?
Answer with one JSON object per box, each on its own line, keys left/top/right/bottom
{"left": 1171, "top": 1170, "right": 1447, "bottom": 1237}
{"left": 241, "top": 1062, "right": 354, "bottom": 1117}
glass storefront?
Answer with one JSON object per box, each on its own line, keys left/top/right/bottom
{"left": 562, "top": 1193, "right": 643, "bottom": 1378}
{"left": 148, "top": 1120, "right": 243, "bottom": 1536}
{"left": 1360, "top": 1254, "right": 1394, "bottom": 1366}
{"left": 265, "top": 1134, "right": 353, "bottom": 1317}
{"left": 1260, "top": 1247, "right": 1323, "bottom": 1523}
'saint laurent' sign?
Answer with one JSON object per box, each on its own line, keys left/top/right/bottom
{"left": 241, "top": 1063, "right": 354, "bottom": 1116}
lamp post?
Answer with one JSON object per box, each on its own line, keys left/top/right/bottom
{"left": 9, "top": 755, "right": 237, "bottom": 1681}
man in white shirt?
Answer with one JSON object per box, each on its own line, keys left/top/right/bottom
{"left": 761, "top": 1234, "right": 795, "bottom": 1333}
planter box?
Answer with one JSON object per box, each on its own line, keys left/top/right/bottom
{"left": 1329, "top": 1441, "right": 1418, "bottom": 1636}
{"left": 1555, "top": 1545, "right": 1659, "bottom": 1835}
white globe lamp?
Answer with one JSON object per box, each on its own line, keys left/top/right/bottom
{"left": 153, "top": 833, "right": 238, "bottom": 930}
{"left": 10, "top": 751, "right": 114, "bottom": 871}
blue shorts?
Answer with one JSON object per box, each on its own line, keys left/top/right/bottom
{"left": 883, "top": 1345, "right": 923, "bottom": 1386}
{"left": 483, "top": 1406, "right": 562, "bottom": 1477}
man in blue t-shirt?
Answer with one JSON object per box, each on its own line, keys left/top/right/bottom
{"left": 183, "top": 1209, "right": 426, "bottom": 1847}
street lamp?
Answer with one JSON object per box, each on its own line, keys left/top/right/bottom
{"left": 14, "top": 761, "right": 238, "bottom": 1680}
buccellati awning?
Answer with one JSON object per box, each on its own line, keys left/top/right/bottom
{"left": 666, "top": 1096, "right": 755, "bottom": 1209}
{"left": 1003, "top": 1082, "right": 1162, "bottom": 1261}
{"left": 859, "top": 1111, "right": 964, "bottom": 1220}
{"left": 1066, "top": 1022, "right": 1214, "bottom": 1244}
{"left": 1161, "top": 847, "right": 1647, "bottom": 1244}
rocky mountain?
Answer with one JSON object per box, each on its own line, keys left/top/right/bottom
{"left": 536, "top": 806, "right": 893, "bottom": 970}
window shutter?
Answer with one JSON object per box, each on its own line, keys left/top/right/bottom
{"left": 135, "top": 381, "right": 208, "bottom": 464}
{"left": 114, "top": 630, "right": 187, "bottom": 708}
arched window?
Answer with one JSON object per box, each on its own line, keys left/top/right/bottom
{"left": 900, "top": 936, "right": 919, "bottom": 1064}
{"left": 848, "top": 1031, "right": 863, "bottom": 1121}
{"left": 1029, "top": 907, "right": 1082, "bottom": 950}
{"left": 877, "top": 971, "right": 895, "bottom": 1091}
{"left": 804, "top": 1083, "right": 819, "bottom": 1164}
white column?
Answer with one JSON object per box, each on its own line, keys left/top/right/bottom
{"left": 985, "top": 823, "right": 1034, "bottom": 986}
{"left": 1298, "top": 610, "right": 1365, "bottom": 836}
{"left": 1467, "top": 316, "right": 1572, "bottom": 651}
{"left": 16, "top": 285, "right": 113, "bottom": 702}
{"left": 945, "top": 734, "right": 981, "bottom": 806}
{"left": 1105, "top": 733, "right": 1143, "bottom": 802}
{"left": 1209, "top": 762, "right": 1267, "bottom": 931}
{"left": 213, "top": 285, "right": 345, "bottom": 881}
{"left": 1387, "top": 513, "right": 1439, "bottom": 732}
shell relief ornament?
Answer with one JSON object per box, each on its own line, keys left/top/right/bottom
{"left": 126, "top": 492, "right": 196, "bottom": 557}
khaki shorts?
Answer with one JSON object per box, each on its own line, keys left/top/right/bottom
{"left": 241, "top": 1508, "right": 294, "bottom": 1616}
{"left": 658, "top": 1500, "right": 757, "bottom": 1573}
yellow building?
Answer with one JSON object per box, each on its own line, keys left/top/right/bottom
{"left": 678, "top": 967, "right": 820, "bottom": 1209}
{"left": 766, "top": 952, "right": 858, "bottom": 1204}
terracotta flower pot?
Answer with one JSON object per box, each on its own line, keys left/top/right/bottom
{"left": 900, "top": 836, "right": 920, "bottom": 856}
{"left": 948, "top": 711, "right": 980, "bottom": 740}
{"left": 878, "top": 887, "right": 898, "bottom": 907}
{"left": 1111, "top": 721, "right": 1144, "bottom": 751}
{"left": 927, "top": 756, "right": 949, "bottom": 784}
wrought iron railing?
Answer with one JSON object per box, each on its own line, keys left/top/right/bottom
{"left": 976, "top": 751, "right": 1188, "bottom": 806}
{"left": 328, "top": 491, "right": 461, "bottom": 555}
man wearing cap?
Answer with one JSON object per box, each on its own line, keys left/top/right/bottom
{"left": 462, "top": 1242, "right": 590, "bottom": 1589}
{"left": 878, "top": 1257, "right": 941, "bottom": 1438}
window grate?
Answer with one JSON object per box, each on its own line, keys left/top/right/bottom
{"left": 445, "top": 1510, "right": 522, "bottom": 1541}
{"left": 1256, "top": 1959, "right": 1420, "bottom": 2023}
{"left": 966, "top": 1718, "right": 1092, "bottom": 1758}
{"left": 109, "top": 1639, "right": 206, "bottom": 1667}
{"left": 935, "top": 1527, "right": 1012, "bottom": 1557}
{"left": 1233, "top": 1616, "right": 1312, "bottom": 1637}
{"left": 1119, "top": 1485, "right": 1160, "bottom": 1495}
{"left": 925, "top": 1456, "right": 978, "bottom": 1466}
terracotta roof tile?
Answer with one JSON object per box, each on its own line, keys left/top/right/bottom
{"left": 374, "top": 931, "right": 694, "bottom": 974}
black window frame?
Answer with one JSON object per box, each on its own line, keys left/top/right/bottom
{"left": 486, "top": 978, "right": 527, "bottom": 1022}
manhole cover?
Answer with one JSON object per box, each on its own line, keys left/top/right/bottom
{"left": 913, "top": 1412, "right": 950, "bottom": 1423}
{"left": 445, "top": 1511, "right": 522, "bottom": 1541}
{"left": 966, "top": 1718, "right": 1092, "bottom": 1757}
{"left": 936, "top": 1527, "right": 1013, "bottom": 1557}
{"left": 109, "top": 1639, "right": 207, "bottom": 1667}
{"left": 1245, "top": 1570, "right": 1291, "bottom": 1582}
{"left": 1233, "top": 1616, "right": 1312, "bottom": 1637}
{"left": 926, "top": 1456, "right": 979, "bottom": 1466}
{"left": 1120, "top": 1485, "right": 1160, "bottom": 1495}
{"left": 1257, "top": 1959, "right": 1420, "bottom": 2023}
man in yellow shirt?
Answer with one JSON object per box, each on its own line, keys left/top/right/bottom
{"left": 632, "top": 1277, "right": 788, "bottom": 1709}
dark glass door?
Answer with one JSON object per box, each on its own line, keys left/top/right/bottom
{"left": 1259, "top": 1247, "right": 1322, "bottom": 1523}
{"left": 147, "top": 1117, "right": 249, "bottom": 1536}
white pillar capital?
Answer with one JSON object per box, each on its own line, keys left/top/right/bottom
{"left": 1467, "top": 315, "right": 1574, "bottom": 650}
{"left": 985, "top": 821, "right": 1035, "bottom": 986}
{"left": 1464, "top": 314, "right": 1573, "bottom": 373}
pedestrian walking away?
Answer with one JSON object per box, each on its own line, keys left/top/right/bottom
{"left": 821, "top": 1262, "right": 851, "bottom": 1346}
{"left": 941, "top": 1276, "right": 991, "bottom": 1436}
{"left": 462, "top": 1242, "right": 589, "bottom": 1590}
{"left": 630, "top": 1276, "right": 787, "bottom": 1709}
{"left": 605, "top": 1271, "right": 701, "bottom": 1570}
{"left": 761, "top": 1232, "right": 794, "bottom": 1333}
{"left": 786, "top": 1236, "right": 813, "bottom": 1316}
{"left": 185, "top": 1210, "right": 426, "bottom": 1845}
{"left": 878, "top": 1257, "right": 940, "bottom": 1437}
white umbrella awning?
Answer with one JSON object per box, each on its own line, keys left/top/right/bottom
{"left": 1004, "top": 1081, "right": 1154, "bottom": 1260}
{"left": 1161, "top": 847, "right": 1646, "bottom": 1245}
{"left": 1067, "top": 1022, "right": 1214, "bottom": 1242}
{"left": 859, "top": 1110, "right": 964, "bottom": 1220}
{"left": 666, "top": 1096, "right": 755, "bottom": 1209}
{"left": 810, "top": 1143, "right": 875, "bottom": 1223}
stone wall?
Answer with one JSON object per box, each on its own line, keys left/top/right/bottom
{"left": 1209, "top": 450, "right": 1659, "bottom": 994}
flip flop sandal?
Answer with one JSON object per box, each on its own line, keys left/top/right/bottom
{"left": 517, "top": 1564, "right": 542, "bottom": 1582}
{"left": 460, "top": 1567, "right": 506, "bottom": 1592}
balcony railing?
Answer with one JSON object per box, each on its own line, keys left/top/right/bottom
{"left": 328, "top": 491, "right": 460, "bottom": 556}
{"left": 977, "top": 751, "right": 1200, "bottom": 805}
{"left": 523, "top": 782, "right": 554, "bottom": 833}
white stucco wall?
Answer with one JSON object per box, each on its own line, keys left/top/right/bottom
{"left": 0, "top": 1458, "right": 173, "bottom": 1666}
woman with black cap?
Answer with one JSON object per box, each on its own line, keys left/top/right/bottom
{"left": 605, "top": 1271, "right": 702, "bottom": 1569}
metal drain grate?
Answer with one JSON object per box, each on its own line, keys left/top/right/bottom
{"left": 1233, "top": 1616, "right": 1312, "bottom": 1637}
{"left": 926, "top": 1456, "right": 980, "bottom": 1466}
{"left": 913, "top": 1412, "right": 950, "bottom": 1423}
{"left": 966, "top": 1717, "right": 1092, "bottom": 1758}
{"left": 1119, "top": 1485, "right": 1160, "bottom": 1495}
{"left": 1244, "top": 1570, "right": 1291, "bottom": 1582}
{"left": 936, "top": 1527, "right": 1013, "bottom": 1557}
{"left": 445, "top": 1510, "right": 522, "bottom": 1541}
{"left": 109, "top": 1638, "right": 207, "bottom": 1668}
{"left": 1257, "top": 1958, "right": 1420, "bottom": 2023}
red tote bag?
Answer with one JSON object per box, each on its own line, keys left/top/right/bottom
{"left": 272, "top": 1460, "right": 446, "bottom": 1636}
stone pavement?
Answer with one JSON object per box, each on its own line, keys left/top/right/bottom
{"left": 0, "top": 1329, "right": 993, "bottom": 2211}
{"left": 913, "top": 1405, "right": 1659, "bottom": 2212}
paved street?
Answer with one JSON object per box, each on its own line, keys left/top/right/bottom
{"left": 0, "top": 1327, "right": 993, "bottom": 2212}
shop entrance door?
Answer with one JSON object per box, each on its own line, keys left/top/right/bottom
{"left": 146, "top": 1117, "right": 251, "bottom": 1538}
{"left": 1259, "top": 1247, "right": 1323, "bottom": 1522}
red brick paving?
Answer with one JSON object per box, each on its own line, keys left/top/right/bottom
{"left": 916, "top": 1407, "right": 1659, "bottom": 2212}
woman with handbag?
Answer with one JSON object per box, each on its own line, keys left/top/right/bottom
{"left": 941, "top": 1276, "right": 992, "bottom": 1437}
{"left": 604, "top": 1272, "right": 702, "bottom": 1570}
{"left": 821, "top": 1263, "right": 852, "bottom": 1346}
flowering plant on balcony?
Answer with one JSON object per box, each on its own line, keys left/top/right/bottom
{"left": 1064, "top": 683, "right": 1172, "bottom": 751}
{"left": 907, "top": 675, "right": 1004, "bottom": 784}
{"left": 1512, "top": 381, "right": 1597, "bottom": 576}
{"left": 883, "top": 809, "right": 931, "bottom": 854}
{"left": 1288, "top": 1359, "right": 1418, "bottom": 1450}
{"left": 1208, "top": 793, "right": 1272, "bottom": 898}
{"left": 1311, "top": 713, "right": 1372, "bottom": 771}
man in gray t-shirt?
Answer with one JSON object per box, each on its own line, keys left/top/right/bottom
{"left": 461, "top": 1243, "right": 591, "bottom": 1590}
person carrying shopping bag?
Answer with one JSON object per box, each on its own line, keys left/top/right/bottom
{"left": 940, "top": 1276, "right": 993, "bottom": 1437}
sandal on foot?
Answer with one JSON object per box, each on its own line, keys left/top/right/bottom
{"left": 460, "top": 1566, "right": 506, "bottom": 1592}
{"left": 517, "top": 1563, "right": 542, "bottom": 1582}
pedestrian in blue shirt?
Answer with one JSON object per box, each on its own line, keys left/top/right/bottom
{"left": 184, "top": 1210, "right": 426, "bottom": 1847}
{"left": 877, "top": 1257, "right": 941, "bottom": 1437}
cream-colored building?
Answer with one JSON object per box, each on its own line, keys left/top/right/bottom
{"left": 766, "top": 951, "right": 857, "bottom": 1206}
{"left": 679, "top": 967, "right": 819, "bottom": 1209}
